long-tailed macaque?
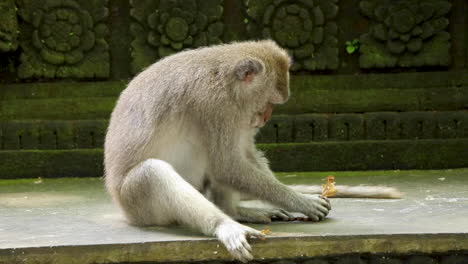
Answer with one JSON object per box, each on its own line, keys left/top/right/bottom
{"left": 105, "top": 40, "right": 401, "bottom": 262}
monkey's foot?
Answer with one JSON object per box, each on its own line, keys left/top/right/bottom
{"left": 234, "top": 206, "right": 295, "bottom": 224}
{"left": 214, "top": 219, "right": 265, "bottom": 263}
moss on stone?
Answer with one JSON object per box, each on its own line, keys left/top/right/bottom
{"left": 0, "top": 97, "right": 116, "bottom": 120}
{"left": 0, "top": 139, "right": 467, "bottom": 178}
{"left": 1, "top": 112, "right": 466, "bottom": 150}
{"left": 259, "top": 139, "right": 468, "bottom": 172}
{"left": 0, "top": 81, "right": 125, "bottom": 100}
{"left": 0, "top": 149, "right": 103, "bottom": 178}
{"left": 272, "top": 73, "right": 468, "bottom": 114}
{"left": 0, "top": 0, "right": 18, "bottom": 53}
{"left": 16, "top": 0, "right": 110, "bottom": 79}
{"left": 0, "top": 120, "right": 108, "bottom": 150}
{"left": 328, "top": 114, "right": 365, "bottom": 141}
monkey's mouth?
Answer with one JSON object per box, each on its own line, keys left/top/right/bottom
{"left": 251, "top": 103, "right": 273, "bottom": 128}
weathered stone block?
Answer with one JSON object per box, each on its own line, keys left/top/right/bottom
{"left": 0, "top": 0, "right": 18, "bottom": 52}
{"left": 370, "top": 256, "right": 403, "bottom": 264}
{"left": 406, "top": 256, "right": 438, "bottom": 264}
{"left": 1, "top": 121, "right": 41, "bottom": 149}
{"left": 436, "top": 111, "right": 468, "bottom": 139}
{"left": 303, "top": 259, "right": 330, "bottom": 264}
{"left": 256, "top": 115, "right": 294, "bottom": 143}
{"left": 245, "top": 0, "right": 339, "bottom": 71}
{"left": 364, "top": 112, "right": 400, "bottom": 140}
{"left": 400, "top": 112, "right": 436, "bottom": 139}
{"left": 74, "top": 120, "right": 108, "bottom": 148}
{"left": 294, "top": 114, "right": 328, "bottom": 142}
{"left": 270, "top": 261, "right": 297, "bottom": 264}
{"left": 359, "top": 0, "right": 451, "bottom": 68}
{"left": 17, "top": 0, "right": 109, "bottom": 79}
{"left": 130, "top": 0, "right": 224, "bottom": 73}
{"left": 329, "top": 114, "right": 365, "bottom": 141}
{"left": 336, "top": 255, "right": 366, "bottom": 264}
{"left": 39, "top": 121, "right": 75, "bottom": 149}
{"left": 440, "top": 255, "right": 468, "bottom": 264}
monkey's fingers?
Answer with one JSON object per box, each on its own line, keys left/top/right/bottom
{"left": 304, "top": 209, "right": 328, "bottom": 222}
{"left": 300, "top": 194, "right": 331, "bottom": 221}
{"left": 227, "top": 236, "right": 253, "bottom": 263}
{"left": 314, "top": 196, "right": 332, "bottom": 216}
{"left": 317, "top": 203, "right": 330, "bottom": 215}
{"left": 321, "top": 196, "right": 332, "bottom": 210}
{"left": 215, "top": 220, "right": 258, "bottom": 262}
{"left": 240, "top": 236, "right": 252, "bottom": 252}
{"left": 270, "top": 209, "right": 295, "bottom": 221}
{"left": 268, "top": 208, "right": 294, "bottom": 221}
{"left": 317, "top": 196, "right": 331, "bottom": 210}
{"left": 246, "top": 227, "right": 266, "bottom": 240}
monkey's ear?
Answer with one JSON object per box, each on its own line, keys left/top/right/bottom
{"left": 234, "top": 58, "right": 263, "bottom": 83}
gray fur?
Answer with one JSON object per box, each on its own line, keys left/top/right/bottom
{"left": 234, "top": 58, "right": 264, "bottom": 80}
{"left": 104, "top": 40, "right": 332, "bottom": 262}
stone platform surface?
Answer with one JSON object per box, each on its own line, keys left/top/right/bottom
{"left": 1, "top": 169, "right": 468, "bottom": 263}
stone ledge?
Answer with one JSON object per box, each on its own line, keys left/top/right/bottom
{"left": 1, "top": 170, "right": 467, "bottom": 264}
{"left": 1, "top": 86, "right": 465, "bottom": 119}
{"left": 0, "top": 81, "right": 125, "bottom": 100}
{"left": 1, "top": 234, "right": 467, "bottom": 264}
{"left": 2, "top": 72, "right": 467, "bottom": 100}
{"left": 1, "top": 72, "right": 467, "bottom": 119}
{"left": 0, "top": 139, "right": 467, "bottom": 178}
{"left": 263, "top": 139, "right": 468, "bottom": 171}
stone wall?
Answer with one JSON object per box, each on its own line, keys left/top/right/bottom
{"left": 0, "top": 0, "right": 467, "bottom": 178}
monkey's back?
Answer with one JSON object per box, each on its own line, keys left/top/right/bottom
{"left": 104, "top": 40, "right": 289, "bottom": 194}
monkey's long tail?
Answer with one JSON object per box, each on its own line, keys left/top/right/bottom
{"left": 289, "top": 185, "right": 404, "bottom": 199}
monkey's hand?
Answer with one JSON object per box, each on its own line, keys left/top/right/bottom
{"left": 214, "top": 219, "right": 265, "bottom": 262}
{"left": 295, "top": 194, "right": 331, "bottom": 221}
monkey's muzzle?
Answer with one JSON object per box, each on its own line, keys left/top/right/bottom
{"left": 252, "top": 103, "right": 273, "bottom": 128}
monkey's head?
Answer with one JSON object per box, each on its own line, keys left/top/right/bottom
{"left": 231, "top": 40, "right": 291, "bottom": 128}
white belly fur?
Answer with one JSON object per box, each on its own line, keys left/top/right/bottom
{"left": 144, "top": 118, "right": 209, "bottom": 191}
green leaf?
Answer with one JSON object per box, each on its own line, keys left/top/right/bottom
{"left": 346, "top": 45, "right": 356, "bottom": 54}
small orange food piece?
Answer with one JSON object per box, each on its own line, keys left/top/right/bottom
{"left": 261, "top": 228, "right": 272, "bottom": 235}
{"left": 321, "top": 175, "right": 337, "bottom": 198}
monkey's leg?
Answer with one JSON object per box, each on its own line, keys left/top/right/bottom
{"left": 119, "top": 159, "right": 264, "bottom": 262}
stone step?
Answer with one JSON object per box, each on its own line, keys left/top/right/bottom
{"left": 0, "top": 97, "right": 117, "bottom": 120}
{"left": 1, "top": 111, "right": 467, "bottom": 150}
{"left": 0, "top": 139, "right": 467, "bottom": 179}
{"left": 1, "top": 170, "right": 467, "bottom": 264}
{"left": 2, "top": 73, "right": 467, "bottom": 101}
{"left": 1, "top": 86, "right": 466, "bottom": 120}
{"left": 1, "top": 73, "right": 467, "bottom": 120}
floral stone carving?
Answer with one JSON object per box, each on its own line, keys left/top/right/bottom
{"left": 0, "top": 0, "right": 18, "bottom": 52}
{"left": 245, "top": 0, "right": 339, "bottom": 71}
{"left": 130, "top": 0, "right": 224, "bottom": 74}
{"left": 17, "top": 0, "right": 109, "bottom": 79}
{"left": 359, "top": 0, "right": 451, "bottom": 68}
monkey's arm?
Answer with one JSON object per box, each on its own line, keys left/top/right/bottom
{"left": 212, "top": 143, "right": 330, "bottom": 221}
{"left": 244, "top": 148, "right": 402, "bottom": 199}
